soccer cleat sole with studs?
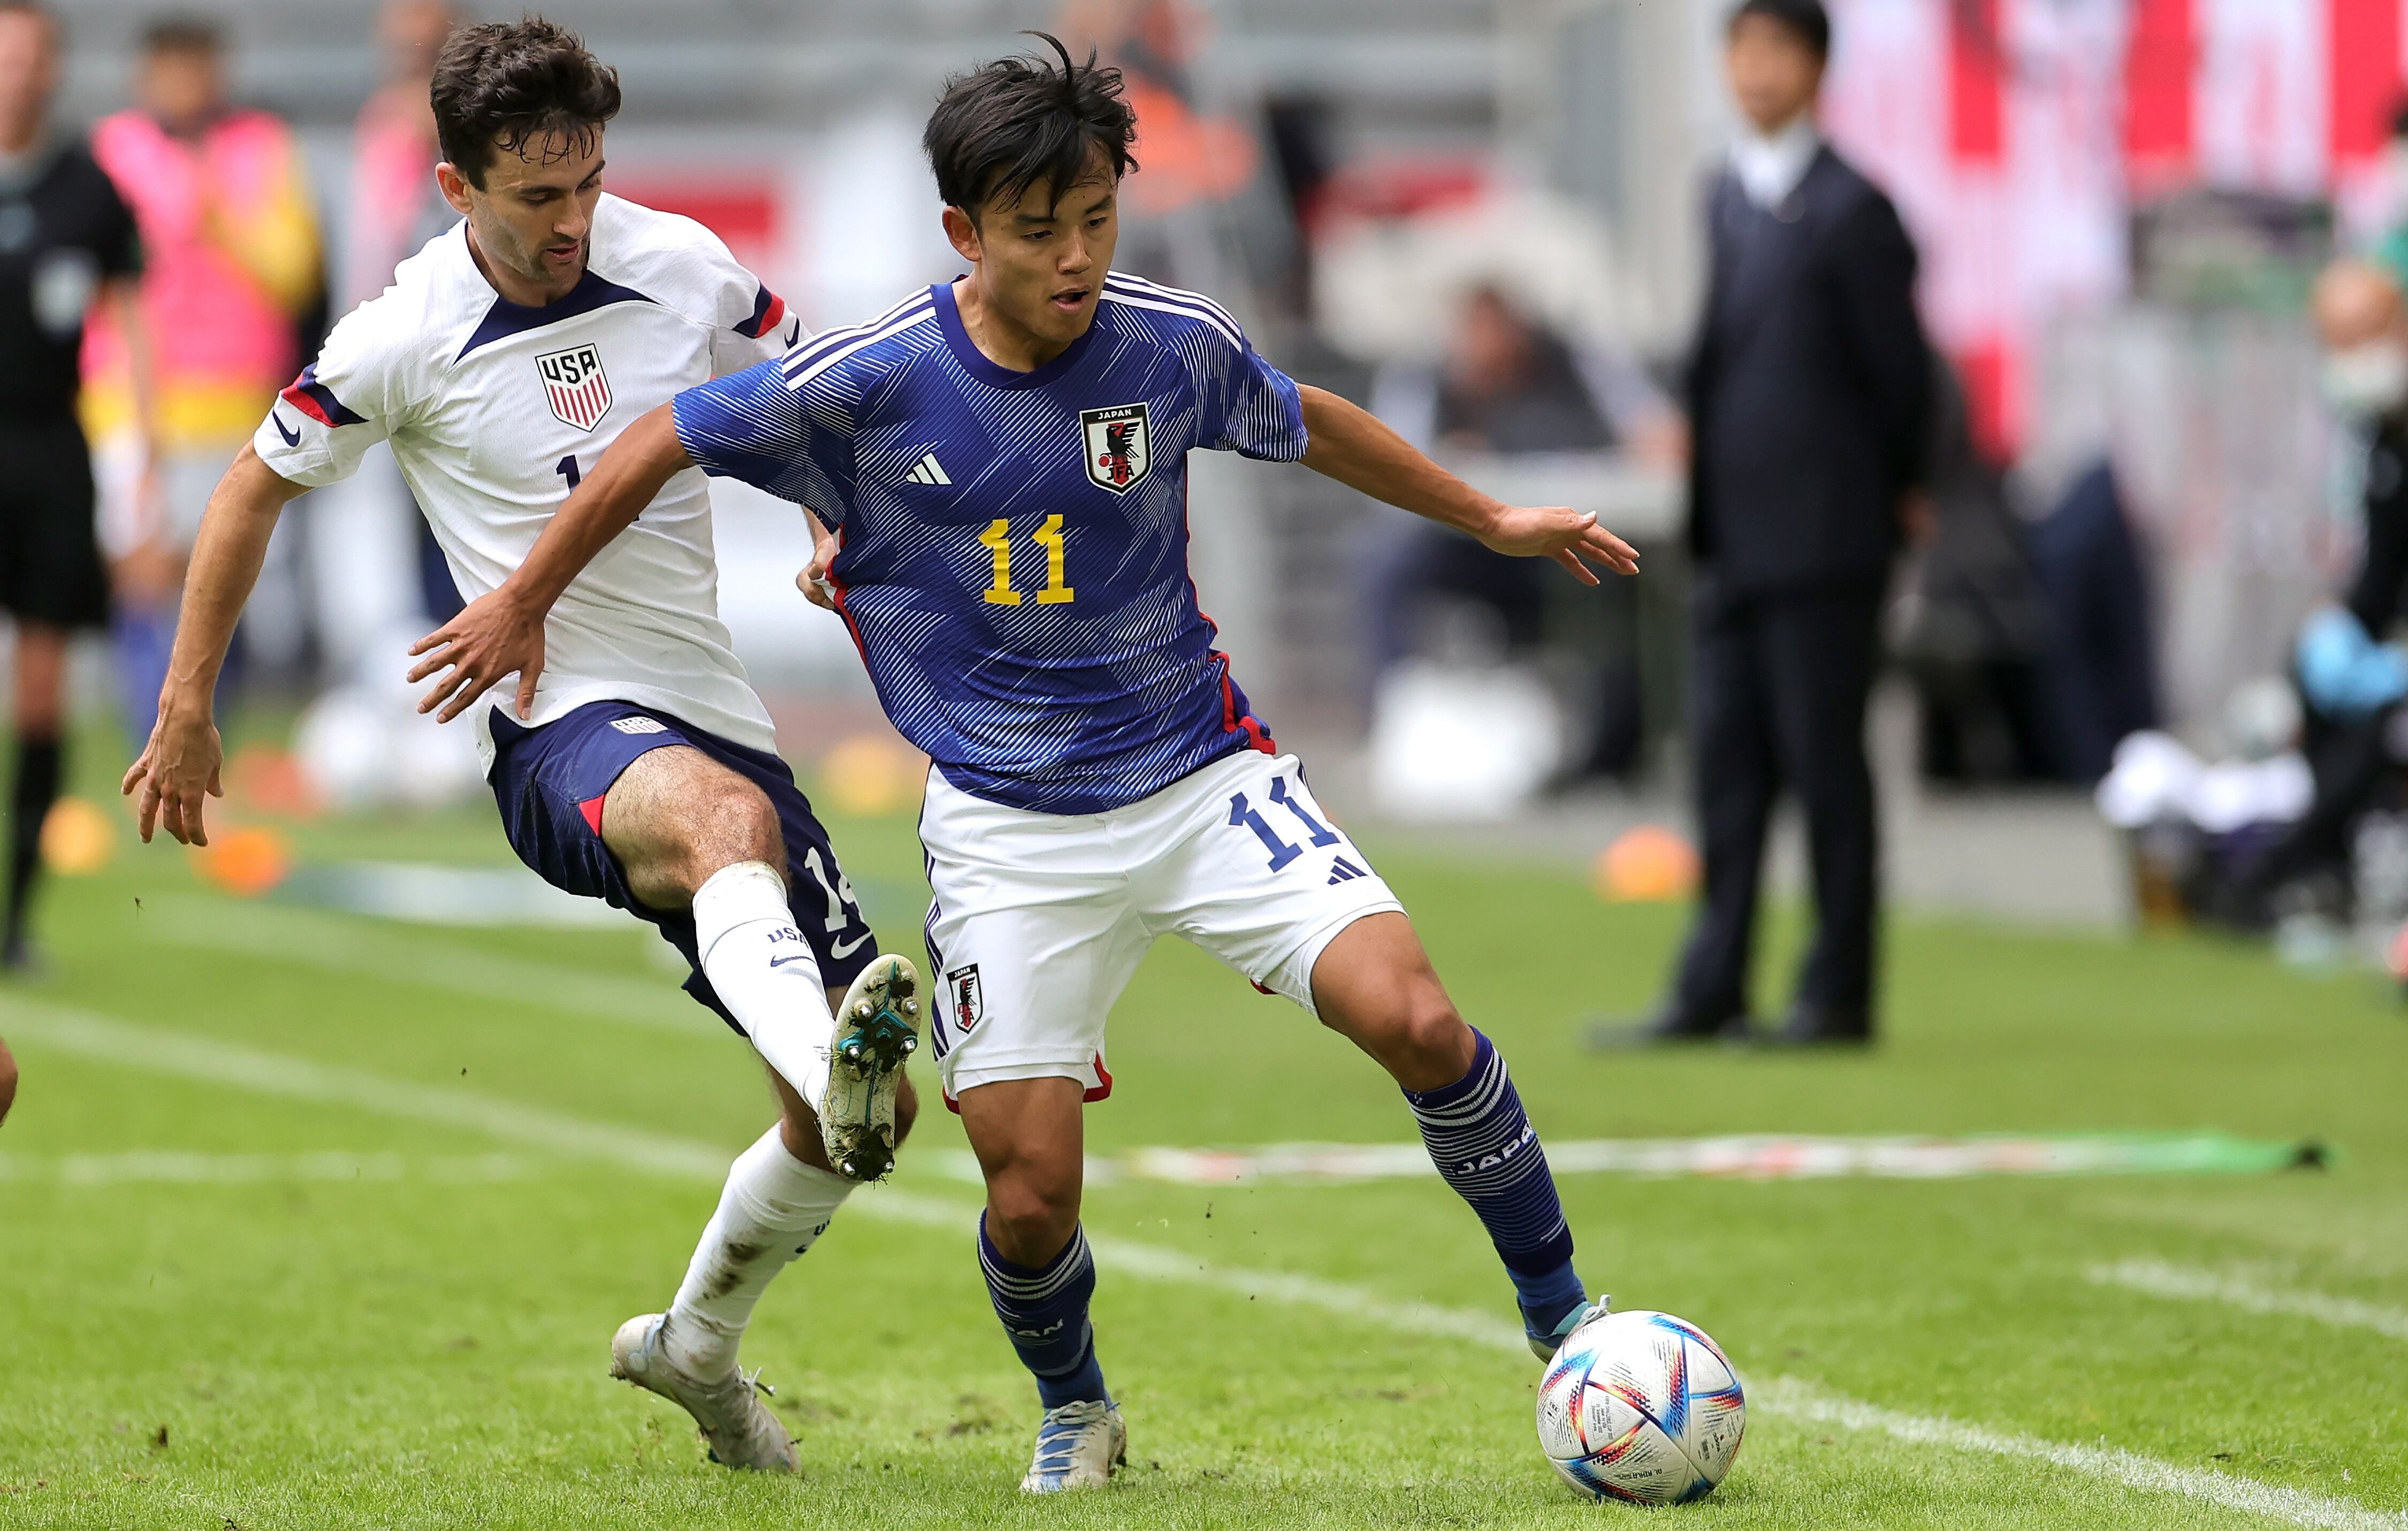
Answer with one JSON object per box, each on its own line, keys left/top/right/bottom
{"left": 821, "top": 953, "right": 920, "bottom": 1182}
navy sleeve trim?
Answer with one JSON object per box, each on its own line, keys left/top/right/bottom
{"left": 279, "top": 364, "right": 368, "bottom": 427}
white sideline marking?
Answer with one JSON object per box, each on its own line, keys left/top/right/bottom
{"left": 1, "top": 999, "right": 729, "bottom": 1179}
{"left": 2, "top": 997, "right": 1525, "bottom": 1355}
{"left": 1763, "top": 1380, "right": 2407, "bottom": 1530}
{"left": 10, "top": 997, "right": 2400, "bottom": 1528}
{"left": 2088, "top": 1260, "right": 2408, "bottom": 1343}
{"left": 0, "top": 1151, "right": 538, "bottom": 1184}
{"left": 147, "top": 897, "right": 716, "bottom": 1036}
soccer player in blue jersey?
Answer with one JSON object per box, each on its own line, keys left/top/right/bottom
{"left": 412, "top": 35, "right": 1642, "bottom": 1493}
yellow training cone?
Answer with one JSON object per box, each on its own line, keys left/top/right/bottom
{"left": 1594, "top": 826, "right": 1701, "bottom": 903}
{"left": 39, "top": 797, "right": 117, "bottom": 875}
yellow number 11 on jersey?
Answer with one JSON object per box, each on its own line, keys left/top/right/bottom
{"left": 978, "top": 515, "right": 1075, "bottom": 606}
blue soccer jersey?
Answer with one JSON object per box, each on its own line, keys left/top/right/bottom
{"left": 673, "top": 273, "right": 1310, "bottom": 814}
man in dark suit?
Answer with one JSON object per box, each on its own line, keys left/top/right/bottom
{"left": 1598, "top": 0, "right": 1929, "bottom": 1048}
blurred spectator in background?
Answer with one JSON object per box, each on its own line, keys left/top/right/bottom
{"left": 346, "top": 0, "right": 460, "bottom": 627}
{"left": 345, "top": 0, "right": 453, "bottom": 307}
{"left": 0, "top": 0, "right": 148, "bottom": 971}
{"left": 2024, "top": 458, "right": 2159, "bottom": 783}
{"left": 1060, "top": 0, "right": 1253, "bottom": 291}
{"left": 2210, "top": 258, "right": 2408, "bottom": 924}
{"left": 1363, "top": 283, "right": 1679, "bottom": 778}
{"left": 83, "top": 14, "right": 321, "bottom": 743}
{"left": 1898, "top": 353, "right": 2160, "bottom": 789}
{"left": 1596, "top": 0, "right": 1928, "bottom": 1049}
{"left": 1892, "top": 353, "right": 2055, "bottom": 786}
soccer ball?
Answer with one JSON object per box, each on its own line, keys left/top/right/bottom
{"left": 1536, "top": 1309, "right": 1746, "bottom": 1504}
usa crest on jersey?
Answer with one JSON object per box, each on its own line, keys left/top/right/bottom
{"left": 1080, "top": 402, "right": 1150, "bottom": 494}
{"left": 537, "top": 342, "right": 612, "bottom": 431}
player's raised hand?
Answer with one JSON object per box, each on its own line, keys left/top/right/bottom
{"left": 121, "top": 706, "right": 224, "bottom": 847}
{"left": 795, "top": 511, "right": 842, "bottom": 611}
{"left": 1475, "top": 504, "right": 1641, "bottom": 585}
{"left": 408, "top": 589, "right": 546, "bottom": 723}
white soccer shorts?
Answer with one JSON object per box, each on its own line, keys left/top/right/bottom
{"left": 920, "top": 748, "right": 1405, "bottom": 1103}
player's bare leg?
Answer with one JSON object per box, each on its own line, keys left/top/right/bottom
{"left": 1310, "top": 911, "right": 1603, "bottom": 1358}
{"left": 957, "top": 1077, "right": 1125, "bottom": 1491}
{"left": 600, "top": 745, "right": 921, "bottom": 1468}
{"left": 601, "top": 745, "right": 918, "bottom": 1177}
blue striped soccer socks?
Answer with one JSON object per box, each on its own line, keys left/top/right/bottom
{"left": 979, "top": 1218, "right": 1111, "bottom": 1408}
{"left": 1402, "top": 1029, "right": 1589, "bottom": 1339}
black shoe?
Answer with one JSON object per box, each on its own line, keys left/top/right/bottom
{"left": 1751, "top": 1004, "right": 1873, "bottom": 1048}
{"left": 1582, "top": 1006, "right": 1752, "bottom": 1050}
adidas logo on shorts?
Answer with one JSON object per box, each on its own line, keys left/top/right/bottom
{"left": 609, "top": 717, "right": 669, "bottom": 735}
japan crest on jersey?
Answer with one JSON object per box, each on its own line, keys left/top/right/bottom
{"left": 947, "top": 963, "right": 984, "bottom": 1033}
{"left": 536, "top": 342, "right": 612, "bottom": 431}
{"left": 1079, "top": 402, "right": 1150, "bottom": 494}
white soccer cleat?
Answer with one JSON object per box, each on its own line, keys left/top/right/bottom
{"left": 1018, "top": 1399, "right": 1126, "bottom": 1493}
{"left": 821, "top": 953, "right": 920, "bottom": 1182}
{"left": 609, "top": 1312, "right": 797, "bottom": 1473}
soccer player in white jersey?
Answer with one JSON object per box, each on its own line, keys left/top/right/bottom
{"left": 118, "top": 19, "right": 921, "bottom": 1475}
{"left": 413, "top": 36, "right": 1643, "bottom": 1493}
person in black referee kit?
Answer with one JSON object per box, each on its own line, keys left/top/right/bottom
{"left": 0, "top": 0, "right": 152, "bottom": 971}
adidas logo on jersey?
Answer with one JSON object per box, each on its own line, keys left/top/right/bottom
{"left": 905, "top": 452, "right": 951, "bottom": 486}
{"left": 1327, "top": 856, "right": 1368, "bottom": 885}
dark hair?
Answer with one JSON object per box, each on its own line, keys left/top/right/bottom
{"left": 923, "top": 31, "right": 1138, "bottom": 220}
{"left": 140, "top": 13, "right": 219, "bottom": 55}
{"left": 430, "top": 17, "right": 620, "bottom": 189}
{"left": 1728, "top": 0, "right": 1830, "bottom": 59}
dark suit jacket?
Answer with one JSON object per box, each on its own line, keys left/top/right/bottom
{"left": 1686, "top": 144, "right": 1931, "bottom": 594}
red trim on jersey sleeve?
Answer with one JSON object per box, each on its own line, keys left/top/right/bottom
{"left": 279, "top": 365, "right": 367, "bottom": 428}
{"left": 738, "top": 285, "right": 788, "bottom": 339}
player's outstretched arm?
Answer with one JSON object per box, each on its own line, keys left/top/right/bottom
{"left": 408, "top": 403, "right": 696, "bottom": 722}
{"left": 120, "top": 445, "right": 309, "bottom": 847}
{"left": 1294, "top": 384, "right": 1640, "bottom": 584}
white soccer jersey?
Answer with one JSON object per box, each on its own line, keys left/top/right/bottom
{"left": 253, "top": 194, "right": 802, "bottom": 767}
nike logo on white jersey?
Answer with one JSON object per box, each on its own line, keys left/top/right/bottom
{"left": 905, "top": 452, "right": 951, "bottom": 486}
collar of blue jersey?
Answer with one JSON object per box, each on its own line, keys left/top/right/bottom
{"left": 931, "top": 277, "right": 1100, "bottom": 391}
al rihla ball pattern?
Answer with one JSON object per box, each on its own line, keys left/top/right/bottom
{"left": 1536, "top": 1309, "right": 1747, "bottom": 1504}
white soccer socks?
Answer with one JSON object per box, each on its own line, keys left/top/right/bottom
{"left": 692, "top": 860, "right": 834, "bottom": 1109}
{"left": 665, "top": 1125, "right": 854, "bottom": 1378}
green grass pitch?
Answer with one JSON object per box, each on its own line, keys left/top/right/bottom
{"left": 2, "top": 749, "right": 2403, "bottom": 1528}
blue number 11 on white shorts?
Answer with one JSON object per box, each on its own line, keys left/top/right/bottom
{"left": 920, "top": 746, "right": 1405, "bottom": 1106}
